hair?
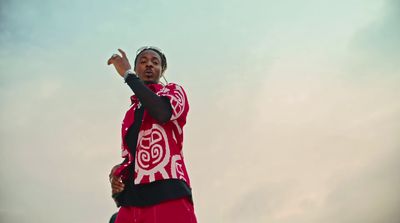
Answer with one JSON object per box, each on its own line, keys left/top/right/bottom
{"left": 134, "top": 47, "right": 168, "bottom": 72}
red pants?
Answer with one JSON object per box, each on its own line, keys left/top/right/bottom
{"left": 115, "top": 198, "right": 197, "bottom": 223}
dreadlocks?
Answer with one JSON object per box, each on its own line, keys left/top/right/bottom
{"left": 134, "top": 46, "right": 168, "bottom": 72}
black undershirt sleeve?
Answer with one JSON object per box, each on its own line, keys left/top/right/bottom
{"left": 125, "top": 74, "right": 172, "bottom": 123}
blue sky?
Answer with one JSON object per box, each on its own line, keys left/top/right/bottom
{"left": 1, "top": 0, "right": 399, "bottom": 222}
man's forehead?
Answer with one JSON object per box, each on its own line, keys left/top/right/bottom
{"left": 137, "top": 50, "right": 161, "bottom": 60}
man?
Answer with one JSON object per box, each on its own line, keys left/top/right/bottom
{"left": 107, "top": 47, "right": 197, "bottom": 223}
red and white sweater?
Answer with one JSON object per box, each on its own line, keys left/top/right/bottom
{"left": 113, "top": 83, "right": 191, "bottom": 186}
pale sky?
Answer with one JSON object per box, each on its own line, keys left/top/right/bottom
{"left": 0, "top": 0, "right": 399, "bottom": 223}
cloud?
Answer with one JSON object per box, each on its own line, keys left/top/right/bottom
{"left": 316, "top": 149, "right": 400, "bottom": 223}
{"left": 188, "top": 20, "right": 400, "bottom": 220}
{"left": 349, "top": 0, "right": 400, "bottom": 74}
{"left": 1, "top": 0, "right": 399, "bottom": 223}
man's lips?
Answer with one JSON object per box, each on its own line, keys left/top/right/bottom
{"left": 145, "top": 69, "right": 153, "bottom": 75}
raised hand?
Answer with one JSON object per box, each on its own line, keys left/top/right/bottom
{"left": 107, "top": 49, "right": 132, "bottom": 77}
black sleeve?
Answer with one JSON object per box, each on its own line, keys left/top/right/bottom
{"left": 125, "top": 75, "right": 172, "bottom": 124}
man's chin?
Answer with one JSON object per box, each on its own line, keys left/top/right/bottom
{"left": 143, "top": 80, "right": 158, "bottom": 85}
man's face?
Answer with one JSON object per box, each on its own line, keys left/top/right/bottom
{"left": 134, "top": 50, "right": 163, "bottom": 84}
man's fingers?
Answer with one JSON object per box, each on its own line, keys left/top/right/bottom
{"left": 118, "top": 49, "right": 127, "bottom": 59}
{"left": 111, "top": 177, "right": 125, "bottom": 189}
{"left": 107, "top": 54, "right": 117, "bottom": 65}
{"left": 111, "top": 181, "right": 125, "bottom": 193}
{"left": 111, "top": 177, "right": 123, "bottom": 183}
{"left": 107, "top": 57, "right": 114, "bottom": 65}
{"left": 112, "top": 181, "right": 124, "bottom": 187}
{"left": 112, "top": 185, "right": 124, "bottom": 191}
{"left": 107, "top": 53, "right": 123, "bottom": 65}
{"left": 112, "top": 189, "right": 122, "bottom": 195}
{"left": 112, "top": 189, "right": 123, "bottom": 195}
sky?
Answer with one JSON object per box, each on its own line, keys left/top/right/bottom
{"left": 0, "top": 0, "right": 399, "bottom": 222}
